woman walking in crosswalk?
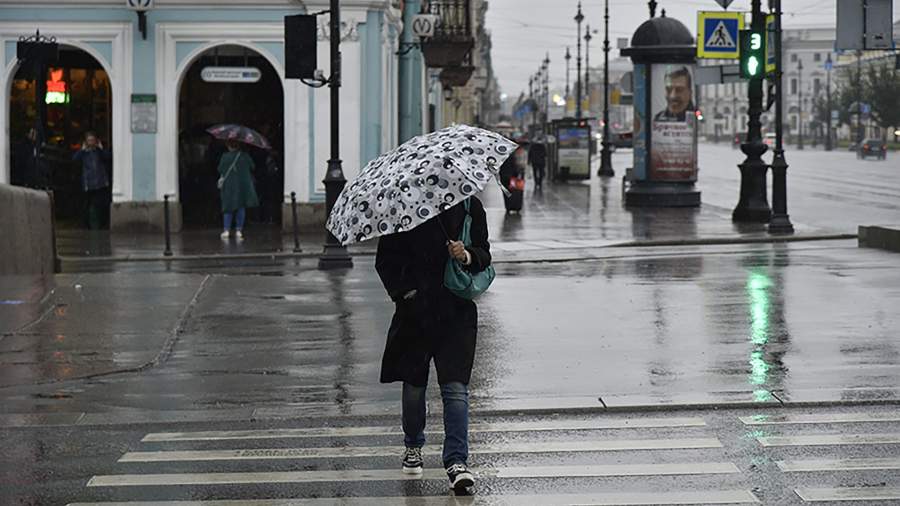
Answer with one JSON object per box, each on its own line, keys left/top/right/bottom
{"left": 375, "top": 196, "right": 492, "bottom": 493}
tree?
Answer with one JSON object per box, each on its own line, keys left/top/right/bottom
{"left": 834, "top": 67, "right": 864, "bottom": 128}
{"left": 864, "top": 63, "right": 900, "bottom": 140}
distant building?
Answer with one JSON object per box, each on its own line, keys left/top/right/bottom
{"left": 1, "top": 0, "right": 402, "bottom": 230}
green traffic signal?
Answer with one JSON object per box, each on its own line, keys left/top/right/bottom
{"left": 740, "top": 29, "right": 766, "bottom": 79}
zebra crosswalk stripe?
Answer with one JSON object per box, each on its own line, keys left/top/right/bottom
{"left": 67, "top": 489, "right": 761, "bottom": 505}
{"left": 795, "top": 486, "right": 900, "bottom": 502}
{"left": 777, "top": 457, "right": 900, "bottom": 472}
{"left": 87, "top": 462, "right": 741, "bottom": 487}
{"left": 121, "top": 438, "right": 723, "bottom": 462}
{"left": 758, "top": 433, "right": 900, "bottom": 447}
{"left": 740, "top": 412, "right": 900, "bottom": 425}
{"left": 140, "top": 417, "right": 706, "bottom": 442}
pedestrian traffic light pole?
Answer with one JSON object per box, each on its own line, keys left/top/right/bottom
{"left": 733, "top": 0, "right": 772, "bottom": 223}
{"left": 575, "top": 2, "right": 584, "bottom": 119}
{"left": 768, "top": 0, "right": 794, "bottom": 234}
{"left": 597, "top": 0, "right": 615, "bottom": 178}
{"left": 319, "top": 0, "right": 354, "bottom": 269}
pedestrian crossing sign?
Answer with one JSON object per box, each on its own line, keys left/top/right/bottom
{"left": 697, "top": 11, "right": 745, "bottom": 59}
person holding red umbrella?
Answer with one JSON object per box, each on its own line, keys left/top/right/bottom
{"left": 217, "top": 139, "right": 259, "bottom": 240}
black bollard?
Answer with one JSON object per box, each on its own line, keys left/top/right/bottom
{"left": 290, "top": 192, "right": 302, "bottom": 253}
{"left": 163, "top": 194, "right": 173, "bottom": 257}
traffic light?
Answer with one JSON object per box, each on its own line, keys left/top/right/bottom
{"left": 739, "top": 28, "right": 766, "bottom": 79}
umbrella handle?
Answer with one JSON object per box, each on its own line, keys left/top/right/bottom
{"left": 496, "top": 175, "right": 512, "bottom": 197}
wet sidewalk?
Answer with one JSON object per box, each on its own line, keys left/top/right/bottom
{"left": 57, "top": 149, "right": 843, "bottom": 264}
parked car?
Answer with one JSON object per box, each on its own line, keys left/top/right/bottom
{"left": 611, "top": 131, "right": 633, "bottom": 149}
{"left": 763, "top": 133, "right": 777, "bottom": 148}
{"left": 857, "top": 139, "right": 887, "bottom": 160}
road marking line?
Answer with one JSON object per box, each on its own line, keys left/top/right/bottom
{"left": 795, "top": 486, "right": 900, "bottom": 502}
{"left": 88, "top": 462, "right": 740, "bottom": 487}
{"left": 140, "top": 417, "right": 706, "bottom": 442}
{"left": 121, "top": 438, "right": 722, "bottom": 462}
{"left": 758, "top": 433, "right": 900, "bottom": 447}
{"left": 778, "top": 457, "right": 900, "bottom": 472}
{"left": 68, "top": 490, "right": 759, "bottom": 505}
{"left": 740, "top": 412, "right": 900, "bottom": 425}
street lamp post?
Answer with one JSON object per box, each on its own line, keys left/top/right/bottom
{"left": 564, "top": 46, "right": 571, "bottom": 106}
{"left": 598, "top": 0, "right": 614, "bottom": 177}
{"left": 543, "top": 53, "right": 550, "bottom": 135}
{"left": 319, "top": 0, "right": 353, "bottom": 269}
{"left": 855, "top": 50, "right": 863, "bottom": 146}
{"left": 768, "top": 0, "right": 794, "bottom": 234}
{"left": 575, "top": 2, "right": 584, "bottom": 119}
{"left": 732, "top": 0, "right": 772, "bottom": 223}
{"left": 825, "top": 52, "right": 833, "bottom": 151}
{"left": 797, "top": 58, "right": 804, "bottom": 150}
{"left": 584, "top": 25, "right": 592, "bottom": 118}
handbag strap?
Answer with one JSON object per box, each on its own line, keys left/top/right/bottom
{"left": 222, "top": 152, "right": 240, "bottom": 182}
{"left": 436, "top": 199, "right": 471, "bottom": 242}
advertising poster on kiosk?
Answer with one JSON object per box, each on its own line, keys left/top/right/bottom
{"left": 649, "top": 64, "right": 698, "bottom": 181}
{"left": 557, "top": 126, "right": 591, "bottom": 179}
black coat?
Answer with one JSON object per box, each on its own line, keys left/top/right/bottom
{"left": 375, "top": 197, "right": 491, "bottom": 386}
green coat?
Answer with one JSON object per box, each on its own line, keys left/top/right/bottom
{"left": 218, "top": 150, "right": 259, "bottom": 212}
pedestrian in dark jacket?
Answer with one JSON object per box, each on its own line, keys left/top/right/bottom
{"left": 12, "top": 128, "right": 45, "bottom": 188}
{"left": 217, "top": 140, "right": 259, "bottom": 241}
{"left": 72, "top": 131, "right": 111, "bottom": 229}
{"left": 375, "top": 196, "right": 491, "bottom": 492}
{"left": 528, "top": 140, "right": 547, "bottom": 189}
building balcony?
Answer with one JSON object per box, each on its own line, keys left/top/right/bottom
{"left": 420, "top": 0, "right": 474, "bottom": 68}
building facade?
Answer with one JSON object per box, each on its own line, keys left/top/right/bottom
{"left": 1, "top": 0, "right": 401, "bottom": 230}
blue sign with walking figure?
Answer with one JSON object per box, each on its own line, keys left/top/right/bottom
{"left": 697, "top": 11, "right": 744, "bottom": 59}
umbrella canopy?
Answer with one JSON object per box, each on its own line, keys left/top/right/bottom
{"left": 326, "top": 124, "right": 517, "bottom": 245}
{"left": 206, "top": 124, "right": 272, "bottom": 150}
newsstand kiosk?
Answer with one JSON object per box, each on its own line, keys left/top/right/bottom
{"left": 549, "top": 118, "right": 592, "bottom": 182}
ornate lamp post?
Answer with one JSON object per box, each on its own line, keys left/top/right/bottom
{"left": 768, "top": 0, "right": 794, "bottom": 234}
{"left": 797, "top": 58, "right": 804, "bottom": 150}
{"left": 825, "top": 52, "right": 833, "bottom": 151}
{"left": 564, "top": 46, "right": 572, "bottom": 105}
{"left": 598, "top": 0, "right": 615, "bottom": 177}
{"left": 319, "top": 0, "right": 353, "bottom": 269}
{"left": 584, "top": 25, "right": 592, "bottom": 117}
{"left": 542, "top": 54, "right": 550, "bottom": 135}
{"left": 16, "top": 30, "right": 58, "bottom": 190}
{"left": 575, "top": 2, "right": 584, "bottom": 119}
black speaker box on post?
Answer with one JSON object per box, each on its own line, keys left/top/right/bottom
{"left": 285, "top": 14, "right": 317, "bottom": 80}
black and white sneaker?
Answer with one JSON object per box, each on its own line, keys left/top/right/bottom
{"left": 401, "top": 447, "right": 423, "bottom": 475}
{"left": 446, "top": 462, "right": 474, "bottom": 490}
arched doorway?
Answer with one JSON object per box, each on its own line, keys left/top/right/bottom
{"left": 178, "top": 44, "right": 284, "bottom": 228}
{"left": 8, "top": 45, "right": 112, "bottom": 228}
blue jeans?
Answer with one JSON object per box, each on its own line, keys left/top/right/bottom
{"left": 223, "top": 208, "right": 246, "bottom": 231}
{"left": 402, "top": 381, "right": 469, "bottom": 468}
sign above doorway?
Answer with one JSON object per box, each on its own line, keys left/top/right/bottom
{"left": 200, "top": 67, "right": 262, "bottom": 84}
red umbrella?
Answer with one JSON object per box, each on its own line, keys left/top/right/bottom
{"left": 206, "top": 124, "right": 272, "bottom": 150}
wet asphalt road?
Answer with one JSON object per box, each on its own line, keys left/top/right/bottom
{"left": 2, "top": 143, "right": 899, "bottom": 504}
{"left": 3, "top": 406, "right": 900, "bottom": 505}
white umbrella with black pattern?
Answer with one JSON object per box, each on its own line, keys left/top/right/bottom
{"left": 326, "top": 124, "right": 517, "bottom": 246}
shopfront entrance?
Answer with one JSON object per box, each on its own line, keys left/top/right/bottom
{"left": 178, "top": 44, "right": 284, "bottom": 228}
{"left": 8, "top": 45, "right": 112, "bottom": 228}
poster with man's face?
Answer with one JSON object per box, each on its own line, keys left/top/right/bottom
{"left": 650, "top": 64, "right": 698, "bottom": 181}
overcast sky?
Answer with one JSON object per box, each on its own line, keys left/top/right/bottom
{"left": 485, "top": 0, "right": 900, "bottom": 98}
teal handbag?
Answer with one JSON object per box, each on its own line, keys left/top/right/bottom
{"left": 443, "top": 199, "right": 495, "bottom": 300}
